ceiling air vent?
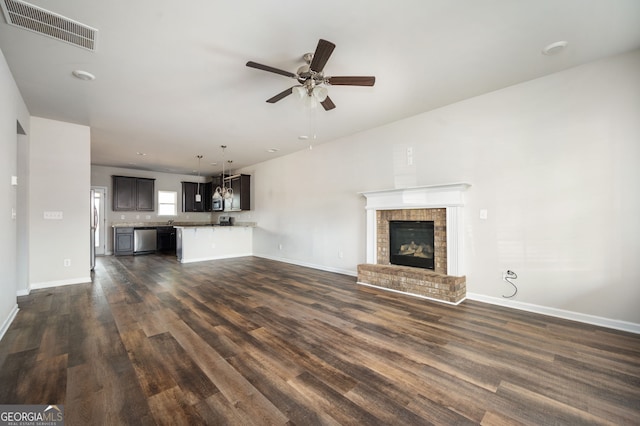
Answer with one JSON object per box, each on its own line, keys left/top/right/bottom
{"left": 0, "top": 0, "right": 97, "bottom": 51}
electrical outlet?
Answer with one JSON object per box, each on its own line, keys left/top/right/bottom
{"left": 64, "top": 259, "right": 71, "bottom": 267}
{"left": 278, "top": 243, "right": 283, "bottom": 251}
{"left": 338, "top": 249, "right": 344, "bottom": 259}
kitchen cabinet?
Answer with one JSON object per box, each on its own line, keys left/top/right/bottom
{"left": 210, "top": 174, "right": 228, "bottom": 191}
{"left": 113, "top": 176, "right": 135, "bottom": 211}
{"left": 157, "top": 226, "right": 176, "bottom": 253}
{"left": 112, "top": 176, "right": 155, "bottom": 211}
{"left": 225, "top": 174, "right": 251, "bottom": 211}
{"left": 136, "top": 178, "right": 155, "bottom": 211}
{"left": 114, "top": 227, "right": 134, "bottom": 255}
{"left": 182, "top": 181, "right": 212, "bottom": 212}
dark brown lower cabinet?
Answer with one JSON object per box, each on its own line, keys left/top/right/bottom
{"left": 156, "top": 226, "right": 176, "bottom": 253}
{"left": 114, "top": 227, "right": 134, "bottom": 255}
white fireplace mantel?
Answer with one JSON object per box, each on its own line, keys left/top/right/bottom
{"left": 360, "top": 183, "right": 471, "bottom": 277}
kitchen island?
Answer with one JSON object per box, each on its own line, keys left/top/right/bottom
{"left": 175, "top": 224, "right": 253, "bottom": 263}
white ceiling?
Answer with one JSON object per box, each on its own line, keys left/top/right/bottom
{"left": 2, "top": 0, "right": 640, "bottom": 176}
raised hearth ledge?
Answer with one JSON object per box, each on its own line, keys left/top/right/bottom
{"left": 357, "top": 263, "right": 467, "bottom": 305}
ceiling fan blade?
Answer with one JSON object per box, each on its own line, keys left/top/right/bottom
{"left": 309, "top": 39, "right": 336, "bottom": 73}
{"left": 321, "top": 96, "right": 336, "bottom": 111}
{"left": 246, "top": 61, "right": 296, "bottom": 78}
{"left": 266, "top": 87, "right": 294, "bottom": 103}
{"left": 328, "top": 76, "right": 376, "bottom": 86}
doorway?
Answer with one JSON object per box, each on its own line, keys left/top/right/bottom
{"left": 92, "top": 187, "right": 107, "bottom": 255}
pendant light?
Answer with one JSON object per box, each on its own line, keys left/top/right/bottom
{"left": 213, "top": 145, "right": 233, "bottom": 201}
{"left": 195, "top": 155, "right": 203, "bottom": 203}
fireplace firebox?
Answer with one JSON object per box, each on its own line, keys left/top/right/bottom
{"left": 389, "top": 221, "right": 435, "bottom": 270}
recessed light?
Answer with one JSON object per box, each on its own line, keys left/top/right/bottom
{"left": 136, "top": 152, "right": 147, "bottom": 156}
{"left": 267, "top": 148, "right": 279, "bottom": 153}
{"left": 542, "top": 41, "right": 568, "bottom": 56}
{"left": 72, "top": 69, "right": 95, "bottom": 81}
{"left": 298, "top": 135, "right": 309, "bottom": 140}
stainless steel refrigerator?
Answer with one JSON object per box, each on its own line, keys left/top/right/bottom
{"left": 90, "top": 189, "right": 97, "bottom": 270}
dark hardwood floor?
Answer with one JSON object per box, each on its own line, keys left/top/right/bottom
{"left": 1, "top": 255, "right": 639, "bottom": 425}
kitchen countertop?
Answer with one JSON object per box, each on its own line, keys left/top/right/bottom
{"left": 174, "top": 222, "right": 256, "bottom": 228}
{"left": 112, "top": 222, "right": 256, "bottom": 228}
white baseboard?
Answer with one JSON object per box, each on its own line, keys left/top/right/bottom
{"left": 466, "top": 293, "right": 640, "bottom": 335}
{"left": 16, "top": 288, "right": 29, "bottom": 297}
{"left": 0, "top": 304, "right": 19, "bottom": 342}
{"left": 30, "top": 276, "right": 92, "bottom": 290}
{"left": 254, "top": 254, "right": 357, "bottom": 277}
{"left": 179, "top": 252, "right": 254, "bottom": 264}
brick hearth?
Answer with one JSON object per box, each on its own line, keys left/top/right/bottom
{"left": 357, "top": 264, "right": 466, "bottom": 304}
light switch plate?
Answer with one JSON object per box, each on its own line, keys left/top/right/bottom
{"left": 44, "top": 211, "right": 63, "bottom": 220}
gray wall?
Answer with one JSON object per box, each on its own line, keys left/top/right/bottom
{"left": 0, "top": 49, "right": 29, "bottom": 337}
{"left": 28, "top": 117, "right": 91, "bottom": 288}
{"left": 245, "top": 49, "right": 640, "bottom": 326}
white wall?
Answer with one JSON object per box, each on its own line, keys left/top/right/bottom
{"left": 0, "top": 48, "right": 29, "bottom": 338}
{"left": 29, "top": 117, "right": 91, "bottom": 288}
{"left": 91, "top": 165, "right": 213, "bottom": 253}
{"left": 246, "top": 49, "right": 640, "bottom": 326}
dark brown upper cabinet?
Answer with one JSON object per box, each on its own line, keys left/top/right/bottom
{"left": 112, "top": 176, "right": 155, "bottom": 211}
{"left": 225, "top": 174, "right": 250, "bottom": 211}
{"left": 182, "top": 181, "right": 212, "bottom": 212}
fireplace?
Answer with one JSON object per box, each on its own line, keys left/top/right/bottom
{"left": 358, "top": 183, "right": 470, "bottom": 304}
{"left": 389, "top": 221, "right": 434, "bottom": 270}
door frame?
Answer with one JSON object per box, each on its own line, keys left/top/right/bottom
{"left": 92, "top": 186, "right": 107, "bottom": 255}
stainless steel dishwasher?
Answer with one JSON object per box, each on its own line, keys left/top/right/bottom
{"left": 134, "top": 228, "right": 157, "bottom": 254}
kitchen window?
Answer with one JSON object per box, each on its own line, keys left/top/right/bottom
{"left": 158, "top": 190, "right": 177, "bottom": 216}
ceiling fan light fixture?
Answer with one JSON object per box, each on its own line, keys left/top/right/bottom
{"left": 312, "top": 86, "right": 328, "bottom": 102}
{"left": 303, "top": 94, "right": 319, "bottom": 108}
{"left": 246, "top": 39, "right": 375, "bottom": 112}
{"left": 293, "top": 86, "right": 306, "bottom": 99}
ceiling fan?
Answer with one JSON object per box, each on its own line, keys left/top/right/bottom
{"left": 246, "top": 39, "right": 375, "bottom": 111}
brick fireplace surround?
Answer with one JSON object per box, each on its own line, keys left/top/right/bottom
{"left": 357, "top": 184, "right": 470, "bottom": 304}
